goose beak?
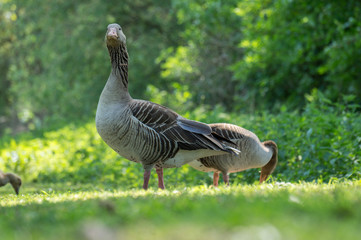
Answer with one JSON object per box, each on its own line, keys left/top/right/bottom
{"left": 107, "top": 28, "right": 118, "bottom": 40}
{"left": 259, "top": 172, "right": 268, "bottom": 183}
{"left": 11, "top": 180, "right": 21, "bottom": 195}
{"left": 260, "top": 167, "right": 270, "bottom": 183}
{"left": 13, "top": 185, "right": 20, "bottom": 195}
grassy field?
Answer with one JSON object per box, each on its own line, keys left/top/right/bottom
{"left": 1, "top": 180, "right": 361, "bottom": 240}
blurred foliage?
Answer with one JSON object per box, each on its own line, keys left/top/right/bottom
{"left": 231, "top": 0, "right": 361, "bottom": 110}
{"left": 161, "top": 0, "right": 361, "bottom": 111}
{"left": 0, "top": 0, "right": 360, "bottom": 185}
{"left": 158, "top": 0, "right": 243, "bottom": 108}
{"left": 0, "top": 0, "right": 181, "bottom": 133}
{"left": 1, "top": 0, "right": 360, "bottom": 134}
{"left": 1, "top": 91, "right": 360, "bottom": 186}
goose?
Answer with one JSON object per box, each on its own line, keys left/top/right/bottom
{"left": 0, "top": 170, "right": 22, "bottom": 195}
{"left": 95, "top": 23, "right": 239, "bottom": 190}
{"left": 188, "top": 123, "right": 278, "bottom": 186}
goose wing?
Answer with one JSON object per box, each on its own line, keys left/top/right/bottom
{"left": 209, "top": 123, "right": 248, "bottom": 140}
{"left": 129, "top": 100, "right": 233, "bottom": 152}
{"left": 209, "top": 123, "right": 260, "bottom": 150}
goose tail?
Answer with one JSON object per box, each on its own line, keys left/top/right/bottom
{"left": 224, "top": 145, "right": 241, "bottom": 156}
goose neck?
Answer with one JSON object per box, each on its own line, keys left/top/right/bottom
{"left": 0, "top": 174, "right": 9, "bottom": 186}
{"left": 107, "top": 44, "right": 129, "bottom": 89}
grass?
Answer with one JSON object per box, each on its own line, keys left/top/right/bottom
{"left": 1, "top": 180, "right": 361, "bottom": 240}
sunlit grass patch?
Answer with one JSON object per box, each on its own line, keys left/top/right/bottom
{"left": 1, "top": 181, "right": 361, "bottom": 239}
{"left": 1, "top": 180, "right": 361, "bottom": 206}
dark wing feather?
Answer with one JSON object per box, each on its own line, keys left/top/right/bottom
{"left": 129, "top": 100, "right": 232, "bottom": 152}
{"left": 209, "top": 123, "right": 247, "bottom": 141}
{"left": 177, "top": 117, "right": 212, "bottom": 135}
{"left": 130, "top": 100, "right": 178, "bottom": 132}
{"left": 211, "top": 131, "right": 237, "bottom": 146}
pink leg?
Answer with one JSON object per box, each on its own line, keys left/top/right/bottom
{"left": 213, "top": 172, "right": 220, "bottom": 187}
{"left": 222, "top": 172, "right": 229, "bottom": 186}
{"left": 143, "top": 169, "right": 151, "bottom": 190}
{"left": 156, "top": 168, "right": 165, "bottom": 189}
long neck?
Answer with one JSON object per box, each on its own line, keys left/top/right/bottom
{"left": 0, "top": 173, "right": 9, "bottom": 186}
{"left": 107, "top": 44, "right": 129, "bottom": 89}
{"left": 260, "top": 141, "right": 278, "bottom": 178}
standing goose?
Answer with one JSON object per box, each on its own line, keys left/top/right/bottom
{"left": 0, "top": 170, "right": 22, "bottom": 195}
{"left": 96, "top": 24, "right": 239, "bottom": 190}
{"left": 188, "top": 123, "right": 278, "bottom": 186}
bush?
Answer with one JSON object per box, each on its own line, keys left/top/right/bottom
{"left": 230, "top": 90, "right": 361, "bottom": 183}
{"left": 0, "top": 91, "right": 359, "bottom": 187}
{"left": 231, "top": 0, "right": 361, "bottom": 111}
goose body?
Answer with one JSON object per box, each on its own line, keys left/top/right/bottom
{"left": 96, "top": 24, "right": 238, "bottom": 189}
{"left": 188, "top": 123, "right": 278, "bottom": 185}
{"left": 0, "top": 170, "right": 22, "bottom": 195}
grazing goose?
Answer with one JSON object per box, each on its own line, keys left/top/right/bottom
{"left": 188, "top": 123, "right": 278, "bottom": 186}
{"left": 0, "top": 170, "right": 22, "bottom": 195}
{"left": 96, "top": 23, "right": 239, "bottom": 190}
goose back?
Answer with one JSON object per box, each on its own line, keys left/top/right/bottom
{"left": 189, "top": 123, "right": 274, "bottom": 173}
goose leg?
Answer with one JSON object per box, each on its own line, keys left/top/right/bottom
{"left": 155, "top": 168, "right": 165, "bottom": 189}
{"left": 143, "top": 169, "right": 151, "bottom": 190}
{"left": 213, "top": 172, "right": 220, "bottom": 187}
{"left": 222, "top": 172, "right": 229, "bottom": 186}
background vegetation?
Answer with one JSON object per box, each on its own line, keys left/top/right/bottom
{"left": 0, "top": 0, "right": 360, "bottom": 185}
{"left": 1, "top": 90, "right": 360, "bottom": 187}
{"left": 1, "top": 0, "right": 360, "bottom": 130}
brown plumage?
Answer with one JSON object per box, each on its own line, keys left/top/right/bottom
{"left": 188, "top": 123, "right": 278, "bottom": 186}
{"left": 0, "top": 170, "right": 22, "bottom": 195}
{"left": 95, "top": 24, "right": 239, "bottom": 190}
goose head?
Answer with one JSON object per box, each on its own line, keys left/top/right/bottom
{"left": 260, "top": 140, "right": 278, "bottom": 183}
{"left": 8, "top": 173, "right": 22, "bottom": 195}
{"left": 105, "top": 23, "right": 126, "bottom": 47}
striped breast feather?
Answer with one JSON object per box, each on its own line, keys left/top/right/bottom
{"left": 129, "top": 100, "right": 237, "bottom": 153}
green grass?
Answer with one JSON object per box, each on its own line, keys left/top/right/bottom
{"left": 1, "top": 181, "right": 361, "bottom": 240}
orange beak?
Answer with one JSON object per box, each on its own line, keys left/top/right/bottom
{"left": 11, "top": 183, "right": 20, "bottom": 195}
{"left": 107, "top": 27, "right": 118, "bottom": 40}
{"left": 259, "top": 171, "right": 268, "bottom": 183}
